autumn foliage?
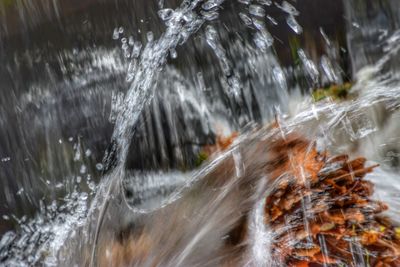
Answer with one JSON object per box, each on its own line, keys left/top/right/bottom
{"left": 264, "top": 136, "right": 400, "bottom": 267}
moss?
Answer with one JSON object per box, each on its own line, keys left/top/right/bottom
{"left": 195, "top": 152, "right": 208, "bottom": 167}
{"left": 312, "top": 82, "right": 353, "bottom": 102}
{"left": 0, "top": 0, "right": 14, "bottom": 10}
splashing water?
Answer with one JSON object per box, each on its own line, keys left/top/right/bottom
{"left": 1, "top": 1, "right": 400, "bottom": 266}
{"left": 112, "top": 0, "right": 210, "bottom": 166}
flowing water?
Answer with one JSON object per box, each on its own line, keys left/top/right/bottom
{"left": 1, "top": 0, "right": 400, "bottom": 266}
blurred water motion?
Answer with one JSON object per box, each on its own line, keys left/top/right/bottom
{"left": 0, "top": 0, "right": 400, "bottom": 266}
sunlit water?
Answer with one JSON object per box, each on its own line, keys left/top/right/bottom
{"left": 1, "top": 0, "right": 400, "bottom": 266}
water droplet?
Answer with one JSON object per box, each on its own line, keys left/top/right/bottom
{"left": 158, "top": 8, "right": 174, "bottom": 21}
{"left": 254, "top": 29, "right": 273, "bottom": 51}
{"left": 128, "top": 36, "right": 135, "bottom": 46}
{"left": 169, "top": 48, "right": 177, "bottom": 59}
{"left": 112, "top": 28, "right": 119, "bottom": 40}
{"left": 197, "top": 72, "right": 208, "bottom": 91}
{"left": 320, "top": 27, "right": 331, "bottom": 46}
{"left": 202, "top": 0, "right": 223, "bottom": 11}
{"left": 1, "top": 157, "right": 10, "bottom": 162}
{"left": 16, "top": 188, "right": 24, "bottom": 195}
{"left": 132, "top": 41, "right": 143, "bottom": 58}
{"left": 80, "top": 193, "right": 88, "bottom": 201}
{"left": 257, "top": 0, "right": 272, "bottom": 5}
{"left": 276, "top": 1, "right": 299, "bottom": 16}
{"left": 298, "top": 49, "right": 319, "bottom": 85}
{"left": 95, "top": 163, "right": 104, "bottom": 171}
{"left": 267, "top": 15, "right": 277, "bottom": 25}
{"left": 80, "top": 165, "right": 87, "bottom": 174}
{"left": 183, "top": 11, "right": 195, "bottom": 22}
{"left": 239, "top": 12, "right": 252, "bottom": 26}
{"left": 320, "top": 56, "right": 339, "bottom": 84}
{"left": 252, "top": 18, "right": 265, "bottom": 30}
{"left": 238, "top": 0, "right": 251, "bottom": 5}
{"left": 147, "top": 31, "right": 154, "bottom": 42}
{"left": 85, "top": 149, "right": 92, "bottom": 157}
{"left": 205, "top": 25, "right": 218, "bottom": 47}
{"left": 249, "top": 5, "right": 265, "bottom": 17}
{"left": 122, "top": 43, "right": 129, "bottom": 51}
{"left": 88, "top": 182, "right": 96, "bottom": 191}
{"left": 201, "top": 10, "right": 219, "bottom": 21}
{"left": 287, "top": 15, "right": 302, "bottom": 34}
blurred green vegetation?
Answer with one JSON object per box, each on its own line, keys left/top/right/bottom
{"left": 312, "top": 82, "right": 353, "bottom": 102}
{"left": 0, "top": 0, "right": 14, "bottom": 9}
{"left": 195, "top": 151, "right": 208, "bottom": 167}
